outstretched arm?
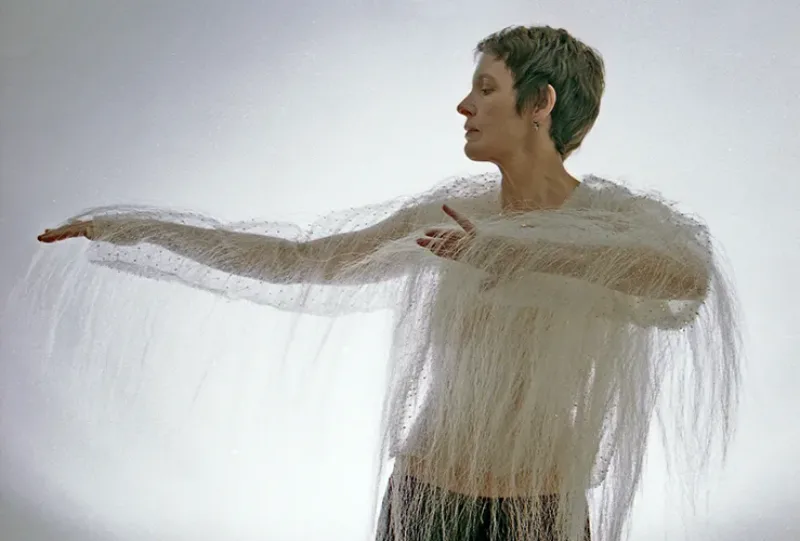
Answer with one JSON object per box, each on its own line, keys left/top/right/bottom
{"left": 39, "top": 204, "right": 429, "bottom": 286}
{"left": 136, "top": 209, "right": 422, "bottom": 285}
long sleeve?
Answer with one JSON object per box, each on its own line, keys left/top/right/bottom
{"left": 478, "top": 238, "right": 708, "bottom": 300}
{"left": 92, "top": 218, "right": 316, "bottom": 284}
{"left": 67, "top": 208, "right": 411, "bottom": 315}
{"left": 373, "top": 179, "right": 740, "bottom": 541}
{"left": 62, "top": 177, "right": 499, "bottom": 315}
{"left": 90, "top": 208, "right": 425, "bottom": 286}
{"left": 452, "top": 195, "right": 716, "bottom": 329}
{"left": 24, "top": 173, "right": 740, "bottom": 541}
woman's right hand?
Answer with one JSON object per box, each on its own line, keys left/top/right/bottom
{"left": 38, "top": 221, "right": 97, "bottom": 244}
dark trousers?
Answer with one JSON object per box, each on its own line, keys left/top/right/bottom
{"left": 376, "top": 475, "right": 591, "bottom": 541}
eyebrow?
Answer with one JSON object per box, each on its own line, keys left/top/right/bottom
{"left": 473, "top": 73, "right": 496, "bottom": 86}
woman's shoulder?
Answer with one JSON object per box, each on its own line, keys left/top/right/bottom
{"left": 578, "top": 175, "right": 707, "bottom": 232}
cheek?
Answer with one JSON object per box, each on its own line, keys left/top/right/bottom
{"left": 510, "top": 121, "right": 530, "bottom": 141}
{"left": 483, "top": 104, "right": 526, "bottom": 138}
{"left": 501, "top": 113, "right": 530, "bottom": 140}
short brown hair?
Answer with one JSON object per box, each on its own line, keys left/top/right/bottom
{"left": 476, "top": 25, "right": 605, "bottom": 158}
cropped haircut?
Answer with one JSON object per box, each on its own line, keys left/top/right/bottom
{"left": 476, "top": 26, "right": 605, "bottom": 158}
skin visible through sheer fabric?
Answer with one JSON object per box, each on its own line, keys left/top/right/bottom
{"left": 34, "top": 29, "right": 740, "bottom": 541}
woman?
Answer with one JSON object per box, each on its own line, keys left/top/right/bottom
{"left": 38, "top": 26, "right": 740, "bottom": 541}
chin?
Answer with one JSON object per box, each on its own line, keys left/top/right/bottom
{"left": 463, "top": 142, "right": 491, "bottom": 162}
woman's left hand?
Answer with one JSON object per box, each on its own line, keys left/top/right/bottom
{"left": 416, "top": 204, "right": 477, "bottom": 261}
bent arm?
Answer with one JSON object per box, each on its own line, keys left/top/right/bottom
{"left": 448, "top": 201, "right": 716, "bottom": 329}
{"left": 458, "top": 198, "right": 712, "bottom": 303}
{"left": 542, "top": 243, "right": 708, "bottom": 301}
{"left": 472, "top": 239, "right": 708, "bottom": 301}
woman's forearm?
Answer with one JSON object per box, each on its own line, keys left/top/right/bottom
{"left": 470, "top": 236, "right": 707, "bottom": 301}
{"left": 98, "top": 219, "right": 316, "bottom": 284}
{"left": 93, "top": 200, "right": 435, "bottom": 286}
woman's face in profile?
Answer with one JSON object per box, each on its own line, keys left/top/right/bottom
{"left": 457, "top": 54, "right": 534, "bottom": 163}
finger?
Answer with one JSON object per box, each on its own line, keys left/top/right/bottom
{"left": 424, "top": 228, "right": 461, "bottom": 242}
{"left": 422, "top": 239, "right": 458, "bottom": 260}
{"left": 442, "top": 204, "right": 476, "bottom": 233}
{"left": 38, "top": 233, "right": 60, "bottom": 243}
{"left": 38, "top": 232, "right": 71, "bottom": 243}
{"left": 416, "top": 237, "right": 445, "bottom": 254}
{"left": 38, "top": 226, "right": 84, "bottom": 243}
{"left": 39, "top": 225, "right": 67, "bottom": 236}
{"left": 38, "top": 230, "right": 60, "bottom": 242}
{"left": 424, "top": 228, "right": 449, "bottom": 238}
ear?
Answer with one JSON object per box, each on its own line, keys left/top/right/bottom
{"left": 544, "top": 84, "right": 557, "bottom": 113}
{"left": 532, "top": 84, "right": 558, "bottom": 124}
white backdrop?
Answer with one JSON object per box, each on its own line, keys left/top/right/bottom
{"left": 1, "top": 1, "right": 799, "bottom": 540}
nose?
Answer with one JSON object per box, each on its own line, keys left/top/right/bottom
{"left": 457, "top": 97, "right": 474, "bottom": 117}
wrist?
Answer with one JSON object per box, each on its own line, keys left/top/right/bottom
{"left": 93, "top": 216, "right": 157, "bottom": 246}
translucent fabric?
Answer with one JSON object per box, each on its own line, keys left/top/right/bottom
{"left": 23, "top": 173, "right": 740, "bottom": 541}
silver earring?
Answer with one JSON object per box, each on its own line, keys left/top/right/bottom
{"left": 533, "top": 121, "right": 540, "bottom": 131}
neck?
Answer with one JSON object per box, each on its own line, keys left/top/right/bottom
{"left": 497, "top": 151, "right": 580, "bottom": 213}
